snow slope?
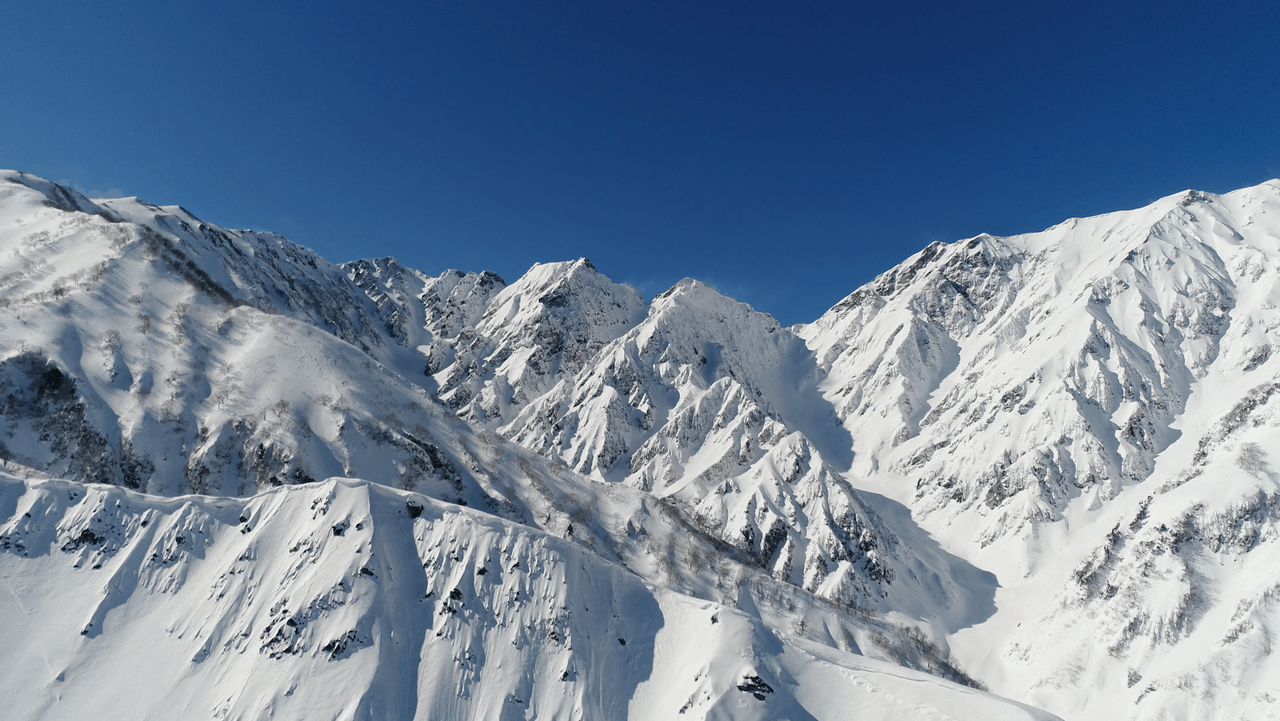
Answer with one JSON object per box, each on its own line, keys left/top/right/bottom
{"left": 495, "top": 277, "right": 981, "bottom": 628}
{"left": 0, "top": 473, "right": 1053, "bottom": 721}
{"left": 0, "top": 168, "right": 991, "bottom": 634}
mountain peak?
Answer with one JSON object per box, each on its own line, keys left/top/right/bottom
{"left": 2, "top": 170, "right": 107, "bottom": 217}
{"left": 651, "top": 277, "right": 768, "bottom": 316}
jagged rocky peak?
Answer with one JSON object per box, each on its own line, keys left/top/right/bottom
{"left": 345, "top": 259, "right": 508, "bottom": 343}
{"left": 430, "top": 257, "right": 649, "bottom": 425}
{"left": 780, "top": 179, "right": 1280, "bottom": 718}
{"left": 474, "top": 257, "right": 643, "bottom": 343}
{"left": 421, "top": 268, "right": 506, "bottom": 337}
{"left": 0, "top": 176, "right": 477, "bottom": 499}
{"left": 18, "top": 165, "right": 1280, "bottom": 718}
{"left": 638, "top": 277, "right": 796, "bottom": 393}
{"left": 84, "top": 189, "right": 393, "bottom": 359}
{"left": 344, "top": 256, "right": 431, "bottom": 345}
{"left": 489, "top": 272, "right": 966, "bottom": 620}
{"left": 803, "top": 233, "right": 1022, "bottom": 375}
{"left": 497, "top": 273, "right": 817, "bottom": 486}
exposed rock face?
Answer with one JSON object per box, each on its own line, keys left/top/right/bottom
{"left": 423, "top": 258, "right": 648, "bottom": 425}
{"left": 802, "top": 188, "right": 1272, "bottom": 545}
{"left": 345, "top": 257, "right": 508, "bottom": 380}
{"left": 0, "top": 169, "right": 1014, "bottom": 719}
{"left": 353, "top": 257, "right": 941, "bottom": 617}
{"left": 494, "top": 278, "right": 908, "bottom": 609}
{"left": 0, "top": 172, "right": 484, "bottom": 502}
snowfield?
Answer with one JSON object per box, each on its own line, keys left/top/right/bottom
{"left": 6, "top": 167, "right": 1280, "bottom": 718}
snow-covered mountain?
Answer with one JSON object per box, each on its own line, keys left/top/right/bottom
{"left": 347, "top": 246, "right": 977, "bottom": 627}
{"left": 801, "top": 181, "right": 1280, "bottom": 719}
{"left": 0, "top": 170, "right": 1043, "bottom": 719}
{"left": 8, "top": 165, "right": 1280, "bottom": 719}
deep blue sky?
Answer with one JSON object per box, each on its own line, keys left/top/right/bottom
{"left": 4, "top": 1, "right": 1279, "bottom": 324}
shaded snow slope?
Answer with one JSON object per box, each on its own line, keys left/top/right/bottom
{"left": 0, "top": 474, "right": 1056, "bottom": 721}
{"left": 0, "top": 172, "right": 933, "bottom": 644}
{"left": 0, "top": 170, "right": 471, "bottom": 500}
{"left": 801, "top": 185, "right": 1280, "bottom": 549}
{"left": 345, "top": 258, "right": 509, "bottom": 387}
{"left": 497, "top": 277, "right": 977, "bottom": 627}
{"left": 0, "top": 170, "right": 987, "bottom": 632}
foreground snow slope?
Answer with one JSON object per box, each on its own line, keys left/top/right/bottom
{"left": 0, "top": 474, "right": 1055, "bottom": 721}
{"left": 12, "top": 165, "right": 1280, "bottom": 718}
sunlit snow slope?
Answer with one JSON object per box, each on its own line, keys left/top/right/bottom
{"left": 13, "top": 166, "right": 1280, "bottom": 720}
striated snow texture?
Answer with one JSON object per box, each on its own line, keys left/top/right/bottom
{"left": 349, "top": 239, "right": 978, "bottom": 628}
{"left": 0, "top": 474, "right": 1053, "bottom": 721}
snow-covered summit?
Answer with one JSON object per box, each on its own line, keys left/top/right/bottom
{"left": 2, "top": 170, "right": 108, "bottom": 216}
{"left": 803, "top": 183, "right": 1280, "bottom": 544}
{"left": 420, "top": 256, "right": 648, "bottom": 425}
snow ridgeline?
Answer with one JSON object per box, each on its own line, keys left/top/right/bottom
{"left": 357, "top": 257, "right": 963, "bottom": 622}
{"left": 0, "top": 474, "right": 1053, "bottom": 721}
{"left": 0, "top": 168, "right": 975, "bottom": 632}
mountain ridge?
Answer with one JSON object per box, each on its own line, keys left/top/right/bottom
{"left": 0, "top": 169, "right": 1031, "bottom": 719}
{"left": 7, "top": 167, "right": 1280, "bottom": 718}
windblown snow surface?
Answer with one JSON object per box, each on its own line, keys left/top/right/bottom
{"left": 8, "top": 168, "right": 1280, "bottom": 719}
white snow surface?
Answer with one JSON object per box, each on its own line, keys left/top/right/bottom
{"left": 801, "top": 180, "right": 1280, "bottom": 719}
{"left": 0, "top": 473, "right": 1050, "bottom": 721}
{"left": 0, "top": 170, "right": 1047, "bottom": 718}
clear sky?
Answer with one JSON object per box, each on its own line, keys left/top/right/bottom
{"left": 3, "top": 1, "right": 1279, "bottom": 324}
